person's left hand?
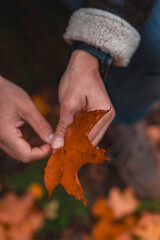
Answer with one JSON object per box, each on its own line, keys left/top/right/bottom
{"left": 0, "top": 76, "right": 54, "bottom": 162}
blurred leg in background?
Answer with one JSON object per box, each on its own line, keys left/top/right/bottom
{"left": 105, "top": 0, "right": 160, "bottom": 198}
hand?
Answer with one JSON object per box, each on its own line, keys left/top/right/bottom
{"left": 52, "top": 50, "right": 115, "bottom": 150}
{"left": 0, "top": 76, "right": 54, "bottom": 162}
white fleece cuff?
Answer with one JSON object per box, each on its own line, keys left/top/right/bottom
{"left": 63, "top": 8, "right": 141, "bottom": 66}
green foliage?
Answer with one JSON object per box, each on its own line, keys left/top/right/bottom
{"left": 136, "top": 199, "right": 160, "bottom": 213}
{"left": 5, "top": 159, "right": 47, "bottom": 192}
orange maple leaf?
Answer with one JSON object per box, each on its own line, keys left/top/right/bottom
{"left": 107, "top": 188, "right": 139, "bottom": 219}
{"left": 133, "top": 212, "right": 160, "bottom": 240}
{"left": 44, "top": 107, "right": 110, "bottom": 205}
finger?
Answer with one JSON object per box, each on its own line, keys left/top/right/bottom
{"left": 20, "top": 100, "right": 54, "bottom": 144}
{"left": 88, "top": 108, "right": 115, "bottom": 145}
{"left": 2, "top": 132, "right": 51, "bottom": 163}
{"left": 52, "top": 101, "right": 77, "bottom": 149}
{"left": 88, "top": 108, "right": 112, "bottom": 141}
{"left": 91, "top": 119, "right": 111, "bottom": 146}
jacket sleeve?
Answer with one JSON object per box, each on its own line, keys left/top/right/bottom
{"left": 83, "top": 0, "right": 155, "bottom": 30}
{"left": 63, "top": 0, "right": 156, "bottom": 67}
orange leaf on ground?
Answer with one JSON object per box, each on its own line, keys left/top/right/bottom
{"left": 116, "top": 232, "right": 133, "bottom": 240}
{"left": 90, "top": 197, "right": 137, "bottom": 240}
{"left": 7, "top": 221, "right": 33, "bottom": 240}
{"left": 92, "top": 219, "right": 124, "bottom": 240}
{"left": 91, "top": 197, "right": 114, "bottom": 221}
{"left": 0, "top": 192, "right": 34, "bottom": 225}
{"left": 0, "top": 192, "right": 45, "bottom": 240}
{"left": 133, "top": 212, "right": 160, "bottom": 240}
{"left": 44, "top": 106, "right": 110, "bottom": 205}
{"left": 107, "top": 188, "right": 139, "bottom": 219}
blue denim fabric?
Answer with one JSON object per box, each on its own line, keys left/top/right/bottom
{"left": 105, "top": 0, "right": 160, "bottom": 123}
{"left": 60, "top": 0, "right": 82, "bottom": 10}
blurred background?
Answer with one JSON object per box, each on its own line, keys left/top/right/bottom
{"left": 0, "top": 0, "right": 160, "bottom": 239}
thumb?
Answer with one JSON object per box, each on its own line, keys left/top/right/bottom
{"left": 21, "top": 102, "right": 54, "bottom": 144}
{"left": 52, "top": 103, "right": 75, "bottom": 149}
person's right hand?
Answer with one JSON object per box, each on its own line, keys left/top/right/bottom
{"left": 0, "top": 76, "right": 54, "bottom": 163}
{"left": 52, "top": 50, "right": 115, "bottom": 150}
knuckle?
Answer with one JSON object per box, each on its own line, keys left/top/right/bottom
{"left": 110, "top": 106, "right": 116, "bottom": 119}
{"left": 57, "top": 121, "right": 67, "bottom": 134}
{"left": 20, "top": 99, "right": 35, "bottom": 117}
{"left": 61, "top": 100, "right": 77, "bottom": 113}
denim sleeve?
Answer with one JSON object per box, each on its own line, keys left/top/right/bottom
{"left": 82, "top": 0, "right": 156, "bottom": 29}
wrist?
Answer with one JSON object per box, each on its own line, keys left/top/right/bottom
{"left": 68, "top": 50, "right": 99, "bottom": 73}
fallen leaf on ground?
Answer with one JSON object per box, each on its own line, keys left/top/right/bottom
{"left": 107, "top": 188, "right": 139, "bottom": 219}
{"left": 92, "top": 219, "right": 124, "bottom": 240}
{"left": 133, "top": 212, "right": 160, "bottom": 240}
{"left": 0, "top": 192, "right": 34, "bottom": 225}
{"left": 44, "top": 106, "right": 110, "bottom": 205}
{"left": 123, "top": 215, "right": 138, "bottom": 230}
{"left": 116, "top": 232, "right": 133, "bottom": 240}
{"left": 91, "top": 197, "right": 114, "bottom": 220}
{"left": 0, "top": 191, "right": 45, "bottom": 240}
{"left": 90, "top": 196, "right": 137, "bottom": 240}
{"left": 7, "top": 221, "right": 33, "bottom": 240}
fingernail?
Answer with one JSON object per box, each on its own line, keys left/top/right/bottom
{"left": 52, "top": 136, "right": 64, "bottom": 149}
{"left": 48, "top": 133, "right": 54, "bottom": 142}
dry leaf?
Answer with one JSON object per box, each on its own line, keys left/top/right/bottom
{"left": 92, "top": 219, "right": 124, "bottom": 240}
{"left": 90, "top": 198, "right": 137, "bottom": 240}
{"left": 7, "top": 221, "right": 33, "bottom": 240}
{"left": 133, "top": 212, "right": 160, "bottom": 240}
{"left": 44, "top": 107, "right": 110, "bottom": 205}
{"left": 91, "top": 197, "right": 123, "bottom": 240}
{"left": 0, "top": 192, "right": 44, "bottom": 240}
{"left": 91, "top": 197, "right": 114, "bottom": 220}
{"left": 91, "top": 193, "right": 137, "bottom": 240}
{"left": 123, "top": 215, "right": 138, "bottom": 229}
{"left": 107, "top": 188, "right": 139, "bottom": 219}
{"left": 116, "top": 232, "right": 133, "bottom": 240}
{"left": 0, "top": 192, "right": 34, "bottom": 225}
